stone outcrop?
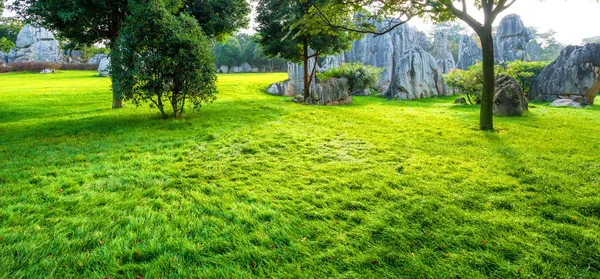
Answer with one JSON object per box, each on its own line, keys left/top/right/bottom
{"left": 240, "top": 63, "right": 252, "bottom": 73}
{"left": 389, "top": 47, "right": 439, "bottom": 99}
{"left": 87, "top": 54, "right": 108, "bottom": 64}
{"left": 457, "top": 35, "right": 482, "bottom": 70}
{"left": 549, "top": 99, "right": 584, "bottom": 108}
{"left": 494, "top": 14, "right": 533, "bottom": 63}
{"left": 7, "top": 24, "right": 63, "bottom": 63}
{"left": 305, "top": 78, "right": 352, "bottom": 106}
{"left": 98, "top": 57, "right": 110, "bottom": 76}
{"left": 267, "top": 80, "right": 291, "bottom": 96}
{"left": 493, "top": 75, "right": 528, "bottom": 116}
{"left": 529, "top": 44, "right": 600, "bottom": 104}
{"left": 219, "top": 65, "right": 229, "bottom": 74}
{"left": 0, "top": 51, "right": 7, "bottom": 63}
{"left": 433, "top": 31, "right": 456, "bottom": 96}
{"left": 286, "top": 57, "right": 318, "bottom": 97}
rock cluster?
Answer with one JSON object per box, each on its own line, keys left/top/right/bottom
{"left": 7, "top": 24, "right": 63, "bottom": 63}
{"left": 0, "top": 51, "right": 7, "bottom": 64}
{"left": 433, "top": 31, "right": 456, "bottom": 96}
{"left": 494, "top": 14, "right": 533, "bottom": 63}
{"left": 217, "top": 63, "right": 261, "bottom": 73}
{"left": 457, "top": 35, "right": 482, "bottom": 70}
{"left": 493, "top": 75, "right": 528, "bottom": 116}
{"left": 88, "top": 54, "right": 108, "bottom": 64}
{"left": 267, "top": 80, "right": 292, "bottom": 96}
{"left": 305, "top": 78, "right": 352, "bottom": 106}
{"left": 530, "top": 43, "right": 600, "bottom": 104}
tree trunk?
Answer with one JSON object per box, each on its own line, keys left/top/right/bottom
{"left": 109, "top": 16, "right": 124, "bottom": 109}
{"left": 302, "top": 36, "right": 310, "bottom": 102}
{"left": 479, "top": 28, "right": 495, "bottom": 131}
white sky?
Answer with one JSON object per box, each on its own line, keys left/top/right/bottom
{"left": 4, "top": 0, "right": 600, "bottom": 45}
{"left": 409, "top": 0, "right": 600, "bottom": 45}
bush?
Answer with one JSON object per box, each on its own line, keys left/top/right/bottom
{"left": 317, "top": 63, "right": 383, "bottom": 94}
{"left": 111, "top": 0, "right": 217, "bottom": 119}
{"left": 445, "top": 61, "right": 549, "bottom": 104}
{"left": 0, "top": 37, "right": 14, "bottom": 53}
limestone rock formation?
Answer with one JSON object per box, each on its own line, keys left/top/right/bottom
{"left": 267, "top": 80, "right": 291, "bottom": 96}
{"left": 389, "top": 47, "right": 439, "bottom": 99}
{"left": 305, "top": 78, "right": 352, "bottom": 106}
{"left": 7, "top": 24, "right": 63, "bottom": 63}
{"left": 529, "top": 44, "right": 600, "bottom": 104}
{"left": 219, "top": 65, "right": 229, "bottom": 74}
{"left": 286, "top": 57, "right": 318, "bottom": 96}
{"left": 87, "top": 54, "right": 108, "bottom": 64}
{"left": 494, "top": 14, "right": 533, "bottom": 63}
{"left": 493, "top": 75, "right": 528, "bottom": 116}
{"left": 98, "top": 57, "right": 110, "bottom": 76}
{"left": 240, "top": 63, "right": 252, "bottom": 73}
{"left": 433, "top": 31, "right": 456, "bottom": 96}
{"left": 549, "top": 99, "right": 583, "bottom": 108}
{"left": 457, "top": 35, "right": 482, "bottom": 70}
{"left": 0, "top": 51, "right": 7, "bottom": 63}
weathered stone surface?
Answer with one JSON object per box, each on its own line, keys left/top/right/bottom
{"left": 433, "top": 31, "right": 456, "bottom": 96}
{"left": 240, "top": 63, "right": 252, "bottom": 73}
{"left": 8, "top": 24, "right": 63, "bottom": 63}
{"left": 40, "top": 69, "right": 55, "bottom": 74}
{"left": 389, "top": 47, "right": 439, "bottom": 99}
{"left": 266, "top": 80, "right": 291, "bottom": 96}
{"left": 98, "top": 57, "right": 110, "bottom": 76}
{"left": 494, "top": 14, "right": 533, "bottom": 63}
{"left": 0, "top": 51, "right": 7, "bottom": 63}
{"left": 286, "top": 57, "right": 318, "bottom": 96}
{"left": 232, "top": 66, "right": 240, "bottom": 73}
{"left": 570, "top": 95, "right": 590, "bottom": 106}
{"left": 530, "top": 44, "right": 600, "bottom": 104}
{"left": 457, "top": 35, "right": 482, "bottom": 70}
{"left": 219, "top": 65, "right": 229, "bottom": 74}
{"left": 305, "top": 78, "right": 352, "bottom": 106}
{"left": 87, "top": 54, "right": 108, "bottom": 64}
{"left": 493, "top": 75, "right": 528, "bottom": 116}
{"left": 251, "top": 67, "right": 259, "bottom": 73}
{"left": 549, "top": 99, "right": 583, "bottom": 108}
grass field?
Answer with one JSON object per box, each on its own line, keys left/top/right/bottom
{"left": 1, "top": 70, "right": 599, "bottom": 278}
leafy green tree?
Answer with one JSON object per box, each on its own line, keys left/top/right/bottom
{"left": 0, "top": 37, "right": 14, "bottom": 52}
{"left": 504, "top": 60, "right": 548, "bottom": 94}
{"left": 213, "top": 35, "right": 242, "bottom": 66}
{"left": 11, "top": 0, "right": 249, "bottom": 108}
{"left": 582, "top": 35, "right": 600, "bottom": 44}
{"left": 431, "top": 22, "right": 467, "bottom": 62}
{"left": 526, "top": 28, "right": 564, "bottom": 62}
{"left": 112, "top": 0, "right": 217, "bottom": 119}
{"left": 256, "top": 0, "right": 358, "bottom": 101}
{"left": 0, "top": 17, "right": 24, "bottom": 43}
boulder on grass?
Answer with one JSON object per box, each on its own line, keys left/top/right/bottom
{"left": 454, "top": 97, "right": 467, "bottom": 104}
{"left": 219, "top": 65, "right": 229, "bottom": 74}
{"left": 98, "top": 57, "right": 110, "bottom": 76}
{"left": 267, "top": 80, "right": 291, "bottom": 96}
{"left": 493, "top": 75, "right": 528, "bottom": 116}
{"left": 549, "top": 99, "right": 583, "bottom": 108}
{"left": 305, "top": 78, "right": 352, "bottom": 106}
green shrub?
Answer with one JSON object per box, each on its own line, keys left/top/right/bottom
{"left": 0, "top": 37, "right": 14, "bottom": 53}
{"left": 445, "top": 61, "right": 549, "bottom": 104}
{"left": 318, "top": 63, "right": 383, "bottom": 94}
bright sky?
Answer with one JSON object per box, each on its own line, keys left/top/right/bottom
{"left": 410, "top": 0, "right": 600, "bottom": 45}
{"left": 3, "top": 0, "right": 600, "bottom": 45}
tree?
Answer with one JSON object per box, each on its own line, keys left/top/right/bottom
{"left": 0, "top": 37, "right": 14, "bottom": 52}
{"left": 582, "top": 35, "right": 600, "bottom": 44}
{"left": 0, "top": 17, "right": 24, "bottom": 43}
{"left": 256, "top": 0, "right": 357, "bottom": 102}
{"left": 111, "top": 0, "right": 217, "bottom": 119}
{"left": 526, "top": 28, "right": 564, "bottom": 62}
{"left": 213, "top": 35, "right": 243, "bottom": 67}
{"left": 11, "top": 0, "right": 249, "bottom": 108}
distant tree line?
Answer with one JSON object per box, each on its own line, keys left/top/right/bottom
{"left": 212, "top": 33, "right": 287, "bottom": 72}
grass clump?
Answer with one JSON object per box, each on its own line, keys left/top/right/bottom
{"left": 0, "top": 70, "right": 599, "bottom": 278}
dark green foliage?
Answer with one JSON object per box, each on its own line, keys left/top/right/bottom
{"left": 185, "top": 0, "right": 250, "bottom": 42}
{"left": 526, "top": 28, "right": 565, "bottom": 62}
{"left": 504, "top": 60, "right": 549, "bottom": 94}
{"left": 317, "top": 63, "right": 383, "bottom": 94}
{"left": 212, "top": 33, "right": 286, "bottom": 70}
{"left": 111, "top": 0, "right": 217, "bottom": 118}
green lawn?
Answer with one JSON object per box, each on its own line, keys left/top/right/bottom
{"left": 1, "top": 70, "right": 599, "bottom": 278}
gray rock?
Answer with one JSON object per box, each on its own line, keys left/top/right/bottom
{"left": 98, "top": 57, "right": 110, "bottom": 76}
{"left": 40, "top": 69, "right": 55, "bottom": 74}
{"left": 266, "top": 80, "right": 291, "bottom": 96}
{"left": 87, "top": 54, "right": 108, "bottom": 64}
{"left": 286, "top": 56, "right": 319, "bottom": 96}
{"left": 305, "top": 78, "right": 352, "bottom": 106}
{"left": 549, "top": 99, "right": 583, "bottom": 108}
{"left": 240, "top": 63, "right": 252, "bottom": 73}
{"left": 251, "top": 67, "right": 259, "bottom": 73}
{"left": 530, "top": 44, "right": 600, "bottom": 104}
{"left": 351, "top": 88, "right": 371, "bottom": 96}
{"left": 493, "top": 75, "right": 528, "bottom": 116}
{"left": 8, "top": 24, "right": 64, "bottom": 63}
{"left": 232, "top": 66, "right": 240, "bottom": 73}
{"left": 570, "top": 95, "right": 590, "bottom": 106}
{"left": 494, "top": 14, "right": 533, "bottom": 63}
{"left": 457, "top": 35, "right": 482, "bottom": 70}
{"left": 219, "top": 65, "right": 229, "bottom": 74}
{"left": 389, "top": 47, "right": 439, "bottom": 100}
{"left": 0, "top": 51, "right": 7, "bottom": 63}
{"left": 433, "top": 31, "right": 456, "bottom": 96}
